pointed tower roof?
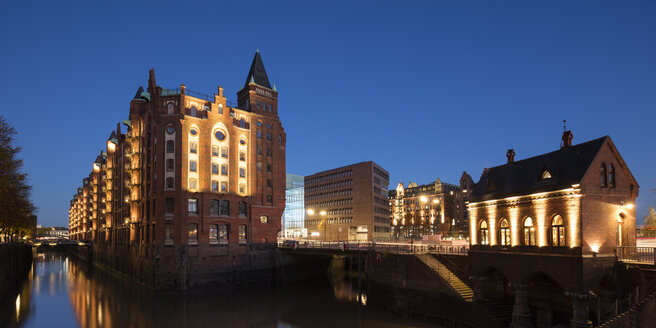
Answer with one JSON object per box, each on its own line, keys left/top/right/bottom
{"left": 133, "top": 86, "right": 144, "bottom": 99}
{"left": 244, "top": 51, "right": 272, "bottom": 89}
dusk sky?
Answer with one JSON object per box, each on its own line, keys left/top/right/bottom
{"left": 1, "top": 1, "right": 654, "bottom": 227}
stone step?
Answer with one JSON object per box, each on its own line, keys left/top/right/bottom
{"left": 416, "top": 254, "right": 474, "bottom": 302}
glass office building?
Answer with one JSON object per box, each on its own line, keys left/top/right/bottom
{"left": 283, "top": 174, "right": 306, "bottom": 238}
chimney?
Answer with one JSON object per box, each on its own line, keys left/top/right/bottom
{"left": 561, "top": 130, "right": 573, "bottom": 149}
{"left": 506, "top": 149, "right": 515, "bottom": 164}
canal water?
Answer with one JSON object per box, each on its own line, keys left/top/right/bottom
{"left": 1, "top": 250, "right": 442, "bottom": 328}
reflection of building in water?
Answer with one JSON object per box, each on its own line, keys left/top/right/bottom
{"left": 282, "top": 174, "right": 306, "bottom": 239}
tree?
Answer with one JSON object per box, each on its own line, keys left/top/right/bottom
{"left": 0, "top": 116, "right": 35, "bottom": 242}
{"left": 642, "top": 207, "right": 656, "bottom": 238}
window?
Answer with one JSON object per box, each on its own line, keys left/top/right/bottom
{"left": 165, "top": 224, "right": 174, "bottom": 244}
{"left": 523, "top": 217, "right": 536, "bottom": 246}
{"left": 210, "top": 199, "right": 219, "bottom": 215}
{"left": 212, "top": 163, "right": 219, "bottom": 175}
{"left": 239, "top": 201, "right": 247, "bottom": 217}
{"left": 551, "top": 215, "right": 565, "bottom": 247}
{"left": 257, "top": 163, "right": 262, "bottom": 171}
{"left": 189, "top": 178, "right": 197, "bottom": 190}
{"left": 166, "top": 159, "right": 174, "bottom": 171}
{"left": 188, "top": 223, "right": 198, "bottom": 244}
{"left": 260, "top": 215, "right": 268, "bottom": 224}
{"left": 239, "top": 151, "right": 246, "bottom": 161}
{"left": 267, "top": 149, "right": 272, "bottom": 157}
{"left": 499, "top": 219, "right": 510, "bottom": 246}
{"left": 257, "top": 147, "right": 262, "bottom": 155}
{"left": 239, "top": 168, "right": 245, "bottom": 178}
{"left": 165, "top": 197, "right": 174, "bottom": 214}
{"left": 266, "top": 195, "right": 272, "bottom": 203}
{"left": 189, "top": 142, "right": 197, "bottom": 153}
{"left": 212, "top": 146, "right": 219, "bottom": 157}
{"left": 190, "top": 106, "right": 197, "bottom": 117}
{"left": 278, "top": 135, "right": 282, "bottom": 144}
{"left": 609, "top": 164, "right": 615, "bottom": 188}
{"left": 600, "top": 163, "right": 607, "bottom": 187}
{"left": 220, "top": 182, "right": 227, "bottom": 192}
{"left": 221, "top": 164, "right": 228, "bottom": 176}
{"left": 257, "top": 130, "right": 262, "bottom": 139}
{"left": 266, "top": 132, "right": 272, "bottom": 141}
{"left": 166, "top": 177, "right": 174, "bottom": 189}
{"left": 256, "top": 100, "right": 261, "bottom": 109}
{"left": 267, "top": 164, "right": 271, "bottom": 172}
{"left": 167, "top": 140, "right": 174, "bottom": 153}
{"left": 479, "top": 220, "right": 489, "bottom": 245}
{"left": 215, "top": 130, "right": 225, "bottom": 141}
{"left": 541, "top": 170, "right": 552, "bottom": 180}
{"left": 239, "top": 183, "right": 245, "bottom": 194}
{"left": 221, "top": 147, "right": 228, "bottom": 158}
{"left": 188, "top": 198, "right": 198, "bottom": 214}
{"left": 240, "top": 139, "right": 246, "bottom": 145}
{"left": 167, "top": 103, "right": 174, "bottom": 114}
{"left": 218, "top": 104, "right": 224, "bottom": 114}
{"left": 266, "top": 123, "right": 271, "bottom": 129}
{"left": 239, "top": 118, "right": 246, "bottom": 128}
{"left": 219, "top": 224, "right": 228, "bottom": 244}
{"left": 209, "top": 224, "right": 218, "bottom": 243}
{"left": 257, "top": 121, "right": 262, "bottom": 127}
{"left": 219, "top": 200, "right": 230, "bottom": 216}
{"left": 211, "top": 181, "right": 218, "bottom": 192}
{"left": 189, "top": 160, "right": 197, "bottom": 172}
{"left": 190, "top": 127, "right": 198, "bottom": 136}
{"left": 238, "top": 225, "right": 247, "bottom": 244}
{"left": 267, "top": 179, "right": 272, "bottom": 188}
{"left": 166, "top": 125, "right": 175, "bottom": 134}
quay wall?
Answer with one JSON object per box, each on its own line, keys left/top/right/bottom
{"left": 0, "top": 244, "right": 32, "bottom": 301}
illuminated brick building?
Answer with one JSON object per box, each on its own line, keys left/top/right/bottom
{"left": 468, "top": 131, "right": 639, "bottom": 327}
{"left": 68, "top": 51, "right": 286, "bottom": 289}
{"left": 388, "top": 179, "right": 460, "bottom": 239}
{"left": 304, "top": 161, "right": 391, "bottom": 241}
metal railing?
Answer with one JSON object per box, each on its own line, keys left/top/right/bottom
{"left": 277, "top": 240, "right": 468, "bottom": 256}
{"left": 617, "top": 246, "right": 656, "bottom": 265}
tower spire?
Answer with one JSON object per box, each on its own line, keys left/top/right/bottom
{"left": 244, "top": 51, "right": 272, "bottom": 89}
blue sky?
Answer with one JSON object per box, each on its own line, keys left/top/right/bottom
{"left": 1, "top": 1, "right": 654, "bottom": 227}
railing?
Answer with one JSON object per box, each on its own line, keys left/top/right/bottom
{"left": 617, "top": 246, "right": 656, "bottom": 265}
{"left": 277, "top": 240, "right": 468, "bottom": 256}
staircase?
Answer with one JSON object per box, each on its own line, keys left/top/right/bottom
{"left": 416, "top": 254, "right": 474, "bottom": 302}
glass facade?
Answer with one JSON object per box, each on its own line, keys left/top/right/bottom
{"left": 283, "top": 174, "right": 306, "bottom": 238}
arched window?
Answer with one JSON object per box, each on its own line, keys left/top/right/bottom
{"left": 260, "top": 215, "right": 268, "bottom": 224}
{"left": 167, "top": 103, "right": 174, "bottom": 114}
{"left": 190, "top": 106, "right": 197, "bottom": 117}
{"left": 600, "top": 163, "right": 607, "bottom": 187}
{"left": 479, "top": 220, "right": 489, "bottom": 245}
{"left": 608, "top": 164, "right": 615, "bottom": 188}
{"left": 239, "top": 118, "right": 246, "bottom": 128}
{"left": 499, "top": 219, "right": 510, "bottom": 246}
{"left": 188, "top": 223, "right": 198, "bottom": 244}
{"left": 551, "top": 215, "right": 565, "bottom": 247}
{"left": 523, "top": 217, "right": 536, "bottom": 246}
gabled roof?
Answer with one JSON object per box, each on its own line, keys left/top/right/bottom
{"left": 244, "top": 50, "right": 272, "bottom": 89}
{"left": 469, "top": 136, "right": 608, "bottom": 202}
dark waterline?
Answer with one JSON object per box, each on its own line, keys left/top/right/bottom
{"left": 2, "top": 250, "right": 442, "bottom": 328}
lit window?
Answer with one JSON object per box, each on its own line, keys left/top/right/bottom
{"left": 218, "top": 104, "right": 224, "bottom": 114}
{"left": 239, "top": 152, "right": 245, "bottom": 161}
{"left": 260, "top": 215, "right": 268, "bottom": 224}
{"left": 523, "top": 217, "right": 536, "bottom": 246}
{"left": 238, "top": 225, "right": 247, "bottom": 244}
{"left": 551, "top": 215, "right": 565, "bottom": 247}
{"left": 479, "top": 220, "right": 489, "bottom": 245}
{"left": 219, "top": 224, "right": 228, "bottom": 244}
{"left": 209, "top": 224, "right": 218, "bottom": 243}
{"left": 188, "top": 198, "right": 198, "bottom": 214}
{"left": 215, "top": 131, "right": 225, "bottom": 141}
{"left": 499, "top": 219, "right": 510, "bottom": 246}
{"left": 541, "top": 170, "right": 552, "bottom": 179}
{"left": 188, "top": 223, "right": 198, "bottom": 244}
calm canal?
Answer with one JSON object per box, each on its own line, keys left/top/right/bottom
{"left": 1, "top": 250, "right": 442, "bottom": 328}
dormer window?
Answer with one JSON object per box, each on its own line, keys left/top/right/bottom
{"left": 485, "top": 179, "right": 496, "bottom": 192}
{"left": 541, "top": 170, "right": 552, "bottom": 180}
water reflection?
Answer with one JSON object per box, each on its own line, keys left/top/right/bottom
{"left": 3, "top": 251, "right": 441, "bottom": 328}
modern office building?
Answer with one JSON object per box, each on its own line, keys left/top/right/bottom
{"left": 388, "top": 179, "right": 460, "bottom": 239}
{"left": 304, "top": 161, "right": 391, "bottom": 241}
{"left": 282, "top": 174, "right": 305, "bottom": 239}
{"left": 68, "top": 51, "right": 286, "bottom": 289}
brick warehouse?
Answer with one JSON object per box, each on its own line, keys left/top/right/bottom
{"left": 68, "top": 51, "right": 286, "bottom": 290}
{"left": 467, "top": 131, "right": 639, "bottom": 327}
